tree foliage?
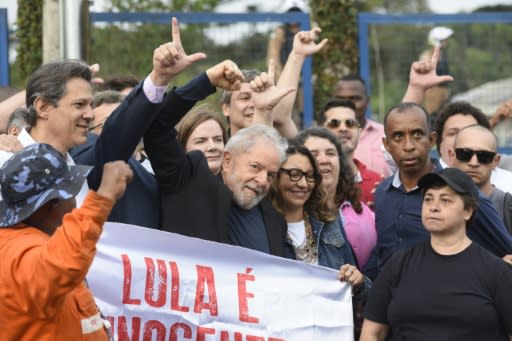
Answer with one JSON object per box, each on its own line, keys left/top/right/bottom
{"left": 14, "top": 0, "right": 43, "bottom": 82}
{"left": 309, "top": 0, "right": 367, "bottom": 115}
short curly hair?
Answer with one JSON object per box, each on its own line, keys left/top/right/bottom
{"left": 434, "top": 101, "right": 490, "bottom": 152}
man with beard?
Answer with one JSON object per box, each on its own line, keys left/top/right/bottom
{"left": 145, "top": 62, "right": 292, "bottom": 256}
{"left": 319, "top": 98, "right": 382, "bottom": 205}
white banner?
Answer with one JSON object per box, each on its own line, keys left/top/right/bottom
{"left": 87, "top": 222, "right": 354, "bottom": 341}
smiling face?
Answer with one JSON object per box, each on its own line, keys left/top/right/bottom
{"left": 222, "top": 137, "right": 281, "bottom": 210}
{"left": 303, "top": 136, "right": 340, "bottom": 198}
{"left": 185, "top": 119, "right": 225, "bottom": 175}
{"left": 35, "top": 77, "right": 94, "bottom": 153}
{"left": 277, "top": 153, "right": 316, "bottom": 212}
{"left": 422, "top": 186, "right": 472, "bottom": 235}
{"left": 222, "top": 82, "right": 255, "bottom": 135}
{"left": 384, "top": 107, "right": 435, "bottom": 177}
{"left": 323, "top": 106, "right": 360, "bottom": 155}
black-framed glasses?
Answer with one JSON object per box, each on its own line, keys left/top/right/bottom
{"left": 326, "top": 118, "right": 360, "bottom": 129}
{"left": 455, "top": 148, "right": 496, "bottom": 164}
{"left": 279, "top": 168, "right": 316, "bottom": 183}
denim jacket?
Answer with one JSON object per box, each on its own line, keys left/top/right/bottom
{"left": 285, "top": 213, "right": 357, "bottom": 270}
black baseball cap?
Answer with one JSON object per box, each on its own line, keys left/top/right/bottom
{"left": 418, "top": 167, "right": 479, "bottom": 202}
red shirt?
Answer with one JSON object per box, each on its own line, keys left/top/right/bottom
{"left": 355, "top": 158, "right": 382, "bottom": 205}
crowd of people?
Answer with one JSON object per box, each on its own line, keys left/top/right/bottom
{"left": 0, "top": 16, "right": 511, "bottom": 341}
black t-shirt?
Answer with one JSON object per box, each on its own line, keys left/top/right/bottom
{"left": 364, "top": 240, "right": 512, "bottom": 341}
{"left": 227, "top": 202, "right": 270, "bottom": 254}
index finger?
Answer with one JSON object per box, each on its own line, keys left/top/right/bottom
{"left": 171, "top": 17, "right": 182, "bottom": 47}
{"left": 431, "top": 44, "right": 441, "bottom": 67}
{"left": 267, "top": 58, "right": 275, "bottom": 84}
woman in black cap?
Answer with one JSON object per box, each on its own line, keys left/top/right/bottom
{"left": 360, "top": 167, "right": 512, "bottom": 341}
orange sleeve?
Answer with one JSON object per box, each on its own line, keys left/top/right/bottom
{"left": 10, "top": 191, "right": 114, "bottom": 318}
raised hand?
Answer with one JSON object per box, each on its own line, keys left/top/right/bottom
{"left": 291, "top": 27, "right": 328, "bottom": 57}
{"left": 490, "top": 99, "right": 512, "bottom": 128}
{"left": 89, "top": 63, "right": 104, "bottom": 85}
{"left": 150, "top": 17, "right": 207, "bottom": 86}
{"left": 408, "top": 45, "right": 454, "bottom": 90}
{"left": 0, "top": 134, "right": 23, "bottom": 153}
{"left": 97, "top": 161, "right": 134, "bottom": 202}
{"left": 251, "top": 59, "right": 296, "bottom": 119}
{"left": 402, "top": 45, "right": 454, "bottom": 103}
{"left": 206, "top": 60, "right": 244, "bottom": 91}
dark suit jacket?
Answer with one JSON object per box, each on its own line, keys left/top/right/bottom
{"left": 144, "top": 73, "right": 287, "bottom": 257}
{"left": 71, "top": 133, "right": 160, "bottom": 228}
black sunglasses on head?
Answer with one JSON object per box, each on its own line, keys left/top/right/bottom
{"left": 326, "top": 118, "right": 360, "bottom": 129}
{"left": 455, "top": 148, "right": 496, "bottom": 164}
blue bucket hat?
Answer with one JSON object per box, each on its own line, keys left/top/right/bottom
{"left": 0, "top": 143, "right": 92, "bottom": 227}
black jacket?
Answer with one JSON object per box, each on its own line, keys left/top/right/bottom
{"left": 144, "top": 73, "right": 287, "bottom": 257}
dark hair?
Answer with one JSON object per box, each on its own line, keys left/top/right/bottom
{"left": 384, "top": 102, "right": 430, "bottom": 135}
{"left": 317, "top": 98, "right": 357, "bottom": 124}
{"left": 220, "top": 69, "right": 260, "bottom": 105}
{"left": 92, "top": 90, "right": 124, "bottom": 109}
{"left": 25, "top": 59, "right": 92, "bottom": 127}
{"left": 434, "top": 101, "right": 490, "bottom": 152}
{"left": 293, "top": 127, "right": 362, "bottom": 212}
{"left": 422, "top": 179, "right": 478, "bottom": 227}
{"left": 333, "top": 74, "right": 368, "bottom": 97}
{"left": 97, "top": 74, "right": 139, "bottom": 93}
{"left": 177, "top": 104, "right": 228, "bottom": 150}
{"left": 270, "top": 142, "right": 336, "bottom": 222}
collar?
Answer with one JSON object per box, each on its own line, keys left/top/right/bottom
{"left": 362, "top": 119, "right": 379, "bottom": 131}
{"left": 439, "top": 157, "right": 449, "bottom": 169}
{"left": 389, "top": 158, "right": 442, "bottom": 191}
{"left": 18, "top": 128, "right": 76, "bottom": 165}
{"left": 353, "top": 159, "right": 363, "bottom": 183}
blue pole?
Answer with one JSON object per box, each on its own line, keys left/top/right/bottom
{"left": 0, "top": 8, "right": 9, "bottom": 86}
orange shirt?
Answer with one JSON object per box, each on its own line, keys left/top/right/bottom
{"left": 0, "top": 191, "right": 114, "bottom": 341}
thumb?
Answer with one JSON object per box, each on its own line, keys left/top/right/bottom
{"left": 315, "top": 38, "right": 329, "bottom": 51}
{"left": 273, "top": 87, "right": 296, "bottom": 102}
{"left": 187, "top": 52, "right": 207, "bottom": 64}
{"left": 437, "top": 75, "right": 454, "bottom": 83}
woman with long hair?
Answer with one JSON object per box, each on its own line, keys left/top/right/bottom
{"left": 294, "top": 127, "right": 376, "bottom": 270}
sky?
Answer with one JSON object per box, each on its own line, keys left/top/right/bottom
{"left": 2, "top": 0, "right": 512, "bottom": 25}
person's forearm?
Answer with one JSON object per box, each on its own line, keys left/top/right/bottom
{"left": 271, "top": 51, "right": 303, "bottom": 137}
{"left": 402, "top": 84, "right": 425, "bottom": 104}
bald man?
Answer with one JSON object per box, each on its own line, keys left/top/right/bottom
{"left": 449, "top": 125, "right": 512, "bottom": 234}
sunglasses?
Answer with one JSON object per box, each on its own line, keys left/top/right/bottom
{"left": 279, "top": 168, "right": 316, "bottom": 183}
{"left": 326, "top": 118, "right": 360, "bottom": 129}
{"left": 455, "top": 148, "right": 496, "bottom": 164}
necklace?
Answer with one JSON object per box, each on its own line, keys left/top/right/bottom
{"left": 289, "top": 214, "right": 318, "bottom": 264}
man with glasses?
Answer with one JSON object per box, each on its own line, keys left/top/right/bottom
{"left": 320, "top": 98, "right": 381, "bottom": 205}
{"left": 332, "top": 75, "right": 392, "bottom": 178}
{"left": 449, "top": 125, "right": 512, "bottom": 233}
{"left": 364, "top": 102, "right": 512, "bottom": 280}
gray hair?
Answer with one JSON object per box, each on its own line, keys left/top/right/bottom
{"left": 92, "top": 90, "right": 125, "bottom": 109}
{"left": 7, "top": 107, "right": 29, "bottom": 132}
{"left": 225, "top": 124, "right": 288, "bottom": 164}
{"left": 220, "top": 69, "right": 260, "bottom": 105}
{"left": 25, "top": 59, "right": 92, "bottom": 127}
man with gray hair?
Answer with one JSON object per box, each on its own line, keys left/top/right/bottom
{"left": 145, "top": 63, "right": 291, "bottom": 256}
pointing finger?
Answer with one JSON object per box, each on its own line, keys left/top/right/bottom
{"left": 431, "top": 44, "right": 440, "bottom": 67}
{"left": 171, "top": 17, "right": 182, "bottom": 48}
{"left": 267, "top": 58, "right": 275, "bottom": 84}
